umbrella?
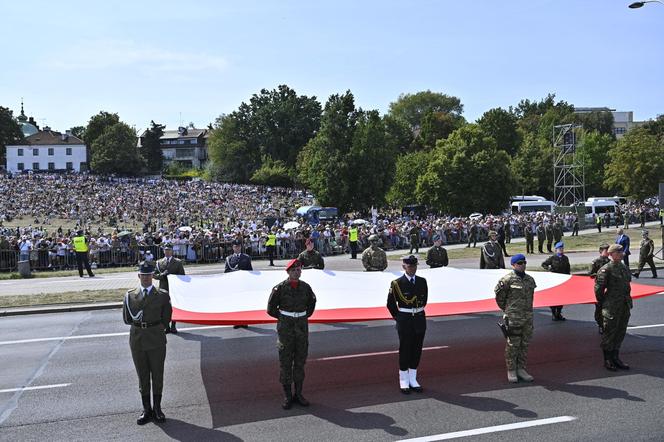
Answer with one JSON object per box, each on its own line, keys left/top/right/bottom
{"left": 351, "top": 219, "right": 368, "bottom": 225}
{"left": 117, "top": 231, "right": 132, "bottom": 237}
{"left": 283, "top": 221, "right": 300, "bottom": 230}
{"left": 178, "top": 226, "right": 193, "bottom": 232}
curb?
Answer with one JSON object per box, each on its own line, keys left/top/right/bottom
{"left": 0, "top": 302, "right": 122, "bottom": 317}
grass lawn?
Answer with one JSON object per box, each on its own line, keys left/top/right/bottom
{"left": 0, "top": 289, "right": 122, "bottom": 309}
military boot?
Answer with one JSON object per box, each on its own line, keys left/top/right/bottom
{"left": 294, "top": 382, "right": 309, "bottom": 406}
{"left": 281, "top": 384, "right": 293, "bottom": 410}
{"left": 408, "top": 368, "right": 423, "bottom": 393}
{"left": 399, "top": 370, "right": 411, "bottom": 394}
{"left": 603, "top": 350, "right": 618, "bottom": 371}
{"left": 153, "top": 394, "right": 166, "bottom": 423}
{"left": 612, "top": 350, "right": 630, "bottom": 370}
{"left": 137, "top": 394, "right": 152, "bottom": 425}
{"left": 516, "top": 368, "right": 534, "bottom": 382}
{"left": 507, "top": 370, "right": 518, "bottom": 383}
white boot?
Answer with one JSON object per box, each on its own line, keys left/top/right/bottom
{"left": 507, "top": 370, "right": 518, "bottom": 383}
{"left": 399, "top": 370, "right": 410, "bottom": 394}
{"left": 408, "top": 368, "right": 423, "bottom": 392}
{"left": 517, "top": 368, "right": 534, "bottom": 382}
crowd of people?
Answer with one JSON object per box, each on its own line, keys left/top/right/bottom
{"left": 0, "top": 173, "right": 661, "bottom": 272}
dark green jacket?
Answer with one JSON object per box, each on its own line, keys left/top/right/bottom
{"left": 123, "top": 286, "right": 172, "bottom": 351}
{"left": 267, "top": 279, "right": 317, "bottom": 319}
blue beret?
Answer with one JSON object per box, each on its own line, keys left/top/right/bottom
{"left": 510, "top": 254, "right": 527, "bottom": 265}
{"left": 555, "top": 241, "right": 564, "bottom": 249}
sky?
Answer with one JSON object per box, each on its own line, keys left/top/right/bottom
{"left": 1, "top": 0, "right": 662, "bottom": 133}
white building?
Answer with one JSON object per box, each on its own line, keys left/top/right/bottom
{"left": 5, "top": 129, "right": 87, "bottom": 173}
{"left": 574, "top": 107, "right": 644, "bottom": 139}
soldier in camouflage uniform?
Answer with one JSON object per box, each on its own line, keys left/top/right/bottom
{"left": 467, "top": 221, "right": 478, "bottom": 248}
{"left": 297, "top": 238, "right": 325, "bottom": 270}
{"left": 594, "top": 244, "right": 632, "bottom": 371}
{"left": 409, "top": 222, "right": 421, "bottom": 254}
{"left": 589, "top": 243, "right": 611, "bottom": 334}
{"left": 541, "top": 241, "right": 570, "bottom": 321}
{"left": 536, "top": 223, "right": 546, "bottom": 253}
{"left": 524, "top": 223, "right": 534, "bottom": 254}
{"left": 480, "top": 231, "right": 505, "bottom": 269}
{"left": 426, "top": 234, "right": 449, "bottom": 268}
{"left": 362, "top": 234, "right": 388, "bottom": 271}
{"left": 267, "top": 259, "right": 317, "bottom": 409}
{"left": 495, "top": 254, "right": 536, "bottom": 383}
{"left": 633, "top": 230, "right": 657, "bottom": 279}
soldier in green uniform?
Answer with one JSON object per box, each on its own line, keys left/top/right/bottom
{"left": 589, "top": 243, "right": 611, "bottom": 334}
{"left": 495, "top": 254, "right": 536, "bottom": 383}
{"left": 536, "top": 223, "right": 546, "bottom": 254}
{"left": 541, "top": 241, "right": 570, "bottom": 321}
{"left": 362, "top": 234, "right": 388, "bottom": 271}
{"left": 467, "top": 221, "right": 478, "bottom": 248}
{"left": 153, "top": 243, "right": 185, "bottom": 334}
{"left": 297, "top": 238, "right": 325, "bottom": 270}
{"left": 480, "top": 231, "right": 505, "bottom": 269}
{"left": 553, "top": 220, "right": 563, "bottom": 244}
{"left": 409, "top": 222, "right": 421, "bottom": 254}
{"left": 633, "top": 230, "right": 657, "bottom": 279}
{"left": 545, "top": 222, "right": 554, "bottom": 253}
{"left": 524, "top": 223, "right": 534, "bottom": 254}
{"left": 122, "top": 262, "right": 172, "bottom": 425}
{"left": 425, "top": 235, "right": 448, "bottom": 268}
{"left": 505, "top": 219, "right": 512, "bottom": 244}
{"left": 595, "top": 244, "right": 633, "bottom": 371}
{"left": 267, "top": 259, "right": 317, "bottom": 409}
{"left": 387, "top": 255, "right": 428, "bottom": 393}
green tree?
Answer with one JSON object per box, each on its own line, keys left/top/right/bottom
{"left": 141, "top": 120, "right": 165, "bottom": 173}
{"left": 604, "top": 127, "right": 664, "bottom": 199}
{"left": 511, "top": 93, "right": 575, "bottom": 136}
{"left": 416, "top": 124, "right": 515, "bottom": 214}
{"left": 477, "top": 107, "right": 521, "bottom": 156}
{"left": 577, "top": 111, "right": 615, "bottom": 137}
{"left": 69, "top": 126, "right": 85, "bottom": 139}
{"left": 207, "top": 114, "right": 260, "bottom": 183}
{"left": 383, "top": 114, "right": 414, "bottom": 154}
{"left": 84, "top": 111, "right": 120, "bottom": 146}
{"left": 418, "top": 111, "right": 466, "bottom": 150}
{"left": 510, "top": 132, "right": 554, "bottom": 198}
{"left": 386, "top": 150, "right": 430, "bottom": 207}
{"left": 576, "top": 131, "right": 615, "bottom": 197}
{"left": 90, "top": 123, "right": 144, "bottom": 175}
{"left": 388, "top": 90, "right": 463, "bottom": 129}
{"left": 250, "top": 156, "right": 293, "bottom": 187}
{"left": 0, "top": 106, "right": 25, "bottom": 164}
{"left": 641, "top": 115, "right": 664, "bottom": 138}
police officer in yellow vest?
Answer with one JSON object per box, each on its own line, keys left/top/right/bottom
{"left": 73, "top": 229, "right": 95, "bottom": 278}
{"left": 349, "top": 225, "right": 359, "bottom": 259}
{"left": 266, "top": 229, "right": 277, "bottom": 266}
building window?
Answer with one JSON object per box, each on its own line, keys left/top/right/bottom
{"left": 32, "top": 162, "right": 40, "bottom": 170}
{"left": 66, "top": 162, "right": 73, "bottom": 170}
{"left": 175, "top": 148, "right": 195, "bottom": 158}
{"left": 66, "top": 148, "right": 72, "bottom": 155}
{"left": 18, "top": 148, "right": 24, "bottom": 156}
{"left": 17, "top": 163, "right": 24, "bottom": 171}
{"left": 48, "top": 148, "right": 54, "bottom": 156}
{"left": 48, "top": 162, "right": 55, "bottom": 170}
{"left": 614, "top": 127, "right": 626, "bottom": 135}
{"left": 33, "top": 148, "right": 39, "bottom": 156}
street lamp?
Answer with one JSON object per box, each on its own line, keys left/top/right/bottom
{"left": 629, "top": 1, "right": 664, "bottom": 8}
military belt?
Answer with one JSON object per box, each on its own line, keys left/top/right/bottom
{"left": 132, "top": 320, "right": 163, "bottom": 328}
{"left": 279, "top": 310, "right": 307, "bottom": 318}
{"left": 398, "top": 307, "right": 425, "bottom": 314}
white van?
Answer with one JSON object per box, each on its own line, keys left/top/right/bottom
{"left": 510, "top": 195, "right": 547, "bottom": 202}
{"left": 511, "top": 200, "right": 556, "bottom": 214}
{"left": 584, "top": 200, "right": 617, "bottom": 223}
{"left": 587, "top": 196, "right": 627, "bottom": 205}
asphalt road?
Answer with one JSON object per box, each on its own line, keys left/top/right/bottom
{"left": 1, "top": 278, "right": 664, "bottom": 441}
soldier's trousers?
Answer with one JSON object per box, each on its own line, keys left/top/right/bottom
{"left": 468, "top": 236, "right": 477, "bottom": 248}
{"left": 131, "top": 345, "right": 166, "bottom": 395}
{"left": 601, "top": 306, "right": 630, "bottom": 352}
{"left": 505, "top": 316, "right": 533, "bottom": 370}
{"left": 266, "top": 245, "right": 275, "bottom": 265}
{"left": 526, "top": 240, "right": 534, "bottom": 254}
{"left": 637, "top": 256, "right": 657, "bottom": 277}
{"left": 75, "top": 252, "right": 93, "bottom": 277}
{"left": 537, "top": 240, "right": 544, "bottom": 253}
{"left": 594, "top": 303, "right": 603, "bottom": 327}
{"left": 396, "top": 313, "right": 426, "bottom": 371}
{"left": 546, "top": 240, "right": 553, "bottom": 253}
{"left": 277, "top": 317, "right": 309, "bottom": 385}
{"left": 409, "top": 239, "right": 420, "bottom": 254}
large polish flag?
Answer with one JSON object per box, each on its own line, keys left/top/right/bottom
{"left": 169, "top": 268, "right": 663, "bottom": 325}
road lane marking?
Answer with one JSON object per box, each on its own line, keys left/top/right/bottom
{"left": 398, "top": 416, "right": 577, "bottom": 441}
{"left": 313, "top": 346, "right": 449, "bottom": 361}
{"left": 0, "top": 383, "right": 71, "bottom": 394}
{"left": 628, "top": 323, "right": 664, "bottom": 330}
{"left": 0, "top": 325, "right": 230, "bottom": 346}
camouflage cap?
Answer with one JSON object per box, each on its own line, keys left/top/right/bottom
{"left": 642, "top": 229, "right": 649, "bottom": 236}
{"left": 608, "top": 244, "right": 623, "bottom": 253}
{"left": 368, "top": 234, "right": 379, "bottom": 242}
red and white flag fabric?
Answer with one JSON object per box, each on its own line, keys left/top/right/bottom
{"left": 169, "top": 268, "right": 663, "bottom": 325}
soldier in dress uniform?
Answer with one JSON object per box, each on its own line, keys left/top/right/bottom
{"left": 495, "top": 254, "right": 536, "bottom": 383}
{"left": 387, "top": 255, "right": 428, "bottom": 394}
{"left": 633, "top": 230, "right": 657, "bottom": 279}
{"left": 362, "top": 234, "right": 388, "bottom": 271}
{"left": 496, "top": 222, "right": 509, "bottom": 257}
{"left": 153, "top": 243, "right": 185, "bottom": 334}
{"left": 409, "top": 222, "right": 421, "bottom": 254}
{"left": 524, "top": 223, "right": 534, "bottom": 254}
{"left": 541, "top": 241, "right": 570, "bottom": 321}
{"left": 545, "top": 222, "right": 554, "bottom": 253}
{"left": 467, "top": 221, "right": 478, "bottom": 248}
{"left": 536, "top": 222, "right": 546, "bottom": 254}
{"left": 225, "top": 239, "right": 253, "bottom": 329}
{"left": 480, "top": 231, "right": 505, "bottom": 269}
{"left": 553, "top": 220, "right": 563, "bottom": 244}
{"left": 425, "top": 234, "right": 448, "bottom": 268}
{"left": 505, "top": 219, "right": 512, "bottom": 244}
{"left": 595, "top": 244, "right": 633, "bottom": 371}
{"left": 122, "top": 262, "right": 172, "bottom": 425}
{"left": 267, "top": 259, "right": 317, "bottom": 410}
{"left": 589, "top": 243, "right": 610, "bottom": 334}
{"left": 297, "top": 238, "right": 325, "bottom": 270}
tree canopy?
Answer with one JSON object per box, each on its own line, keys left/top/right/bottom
{"left": 84, "top": 111, "right": 120, "bottom": 147}
{"left": 388, "top": 90, "right": 463, "bottom": 129}
{"left": 0, "top": 106, "right": 25, "bottom": 164}
{"left": 90, "top": 122, "right": 144, "bottom": 175}
{"left": 141, "top": 120, "right": 165, "bottom": 173}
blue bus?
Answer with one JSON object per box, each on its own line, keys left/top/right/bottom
{"left": 296, "top": 206, "right": 339, "bottom": 225}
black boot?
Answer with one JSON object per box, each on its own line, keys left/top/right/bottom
{"left": 169, "top": 321, "right": 178, "bottom": 334}
{"left": 603, "top": 350, "right": 617, "bottom": 371}
{"left": 294, "top": 382, "right": 310, "bottom": 407}
{"left": 282, "top": 384, "right": 293, "bottom": 410}
{"left": 153, "top": 394, "right": 166, "bottom": 423}
{"left": 137, "top": 394, "right": 152, "bottom": 425}
{"left": 612, "top": 350, "right": 630, "bottom": 370}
